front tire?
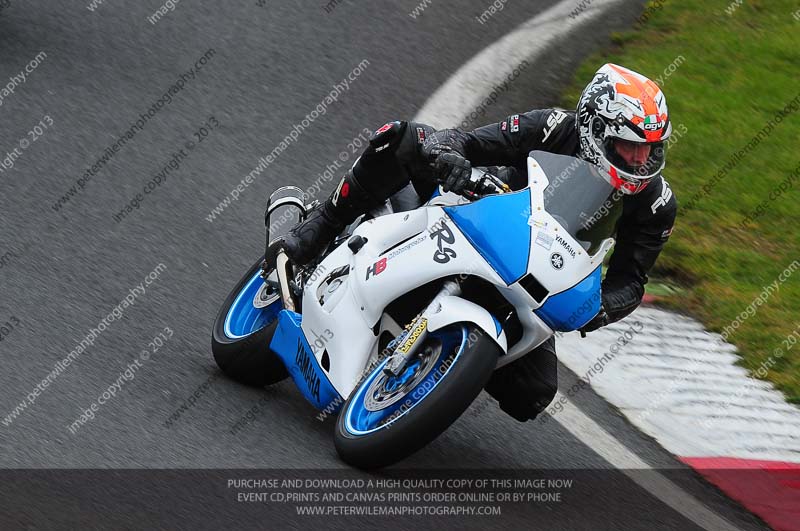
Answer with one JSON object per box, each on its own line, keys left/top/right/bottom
{"left": 211, "top": 258, "right": 288, "bottom": 387}
{"left": 334, "top": 323, "right": 500, "bottom": 469}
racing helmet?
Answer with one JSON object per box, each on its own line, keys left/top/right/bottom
{"left": 576, "top": 63, "right": 671, "bottom": 194}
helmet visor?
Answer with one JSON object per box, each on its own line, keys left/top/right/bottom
{"left": 603, "top": 137, "right": 666, "bottom": 180}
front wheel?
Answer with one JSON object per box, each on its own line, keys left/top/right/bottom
{"left": 334, "top": 323, "right": 500, "bottom": 469}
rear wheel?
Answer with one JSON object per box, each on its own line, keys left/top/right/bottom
{"left": 211, "top": 258, "right": 288, "bottom": 387}
{"left": 334, "top": 323, "right": 500, "bottom": 469}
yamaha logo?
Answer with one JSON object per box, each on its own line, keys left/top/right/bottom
{"left": 550, "top": 252, "right": 564, "bottom": 270}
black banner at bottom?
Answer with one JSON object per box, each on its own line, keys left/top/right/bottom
{"left": 0, "top": 468, "right": 771, "bottom": 530}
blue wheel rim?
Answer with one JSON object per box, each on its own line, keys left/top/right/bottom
{"left": 343, "top": 325, "right": 468, "bottom": 436}
{"left": 223, "top": 271, "right": 282, "bottom": 339}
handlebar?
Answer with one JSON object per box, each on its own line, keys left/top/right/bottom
{"left": 460, "top": 170, "right": 511, "bottom": 199}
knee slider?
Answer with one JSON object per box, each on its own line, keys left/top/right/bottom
{"left": 496, "top": 367, "right": 558, "bottom": 422}
{"left": 500, "top": 389, "right": 556, "bottom": 423}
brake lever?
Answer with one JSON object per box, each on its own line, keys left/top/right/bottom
{"left": 465, "top": 172, "right": 511, "bottom": 198}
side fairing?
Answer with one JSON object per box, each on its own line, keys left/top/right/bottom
{"left": 346, "top": 208, "right": 507, "bottom": 326}
{"left": 444, "top": 189, "right": 532, "bottom": 285}
{"left": 269, "top": 310, "right": 341, "bottom": 410}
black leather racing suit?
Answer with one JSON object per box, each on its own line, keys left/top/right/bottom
{"left": 334, "top": 110, "right": 677, "bottom": 421}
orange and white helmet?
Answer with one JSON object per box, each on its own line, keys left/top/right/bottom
{"left": 576, "top": 63, "right": 671, "bottom": 194}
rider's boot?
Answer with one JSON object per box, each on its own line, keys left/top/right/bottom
{"left": 266, "top": 120, "right": 433, "bottom": 267}
{"left": 266, "top": 169, "right": 376, "bottom": 266}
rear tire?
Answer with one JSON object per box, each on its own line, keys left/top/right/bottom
{"left": 334, "top": 323, "right": 500, "bottom": 469}
{"left": 211, "top": 258, "right": 288, "bottom": 387}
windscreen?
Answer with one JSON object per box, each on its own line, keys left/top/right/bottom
{"left": 533, "top": 151, "right": 623, "bottom": 255}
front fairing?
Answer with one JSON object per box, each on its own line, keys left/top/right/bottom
{"left": 442, "top": 152, "right": 621, "bottom": 332}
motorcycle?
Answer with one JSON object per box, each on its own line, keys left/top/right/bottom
{"left": 211, "top": 151, "right": 622, "bottom": 469}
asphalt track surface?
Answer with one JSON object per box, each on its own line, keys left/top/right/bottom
{"left": 0, "top": 1, "right": 771, "bottom": 529}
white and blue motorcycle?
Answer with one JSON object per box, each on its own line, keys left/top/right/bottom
{"left": 212, "top": 151, "right": 621, "bottom": 469}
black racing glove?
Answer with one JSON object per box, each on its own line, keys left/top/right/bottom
{"left": 579, "top": 276, "right": 646, "bottom": 335}
{"left": 421, "top": 136, "right": 473, "bottom": 195}
{"left": 579, "top": 306, "right": 610, "bottom": 334}
{"left": 434, "top": 152, "right": 472, "bottom": 194}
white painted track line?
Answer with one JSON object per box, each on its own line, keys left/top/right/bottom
{"left": 415, "top": 0, "right": 626, "bottom": 128}
{"left": 556, "top": 392, "right": 741, "bottom": 531}
{"left": 558, "top": 309, "right": 800, "bottom": 463}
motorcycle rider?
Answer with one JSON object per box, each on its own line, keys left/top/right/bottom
{"left": 267, "top": 63, "right": 677, "bottom": 422}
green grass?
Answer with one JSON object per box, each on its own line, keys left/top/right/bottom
{"left": 562, "top": 0, "right": 800, "bottom": 402}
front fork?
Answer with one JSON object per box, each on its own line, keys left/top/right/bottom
{"left": 383, "top": 280, "right": 462, "bottom": 377}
